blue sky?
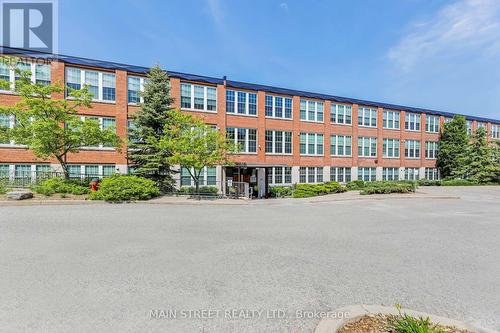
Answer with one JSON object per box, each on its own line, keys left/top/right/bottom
{"left": 59, "top": 0, "right": 500, "bottom": 119}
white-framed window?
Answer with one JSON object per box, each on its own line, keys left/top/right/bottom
{"left": 330, "top": 135, "right": 352, "bottom": 156}
{"left": 444, "top": 117, "right": 452, "bottom": 124}
{"left": 128, "top": 76, "right": 148, "bottom": 104}
{"left": 466, "top": 120, "right": 472, "bottom": 135}
{"left": 382, "top": 167, "right": 399, "bottom": 181}
{"left": 65, "top": 67, "right": 116, "bottom": 102}
{"left": 383, "top": 110, "right": 400, "bottom": 129}
{"left": 492, "top": 124, "right": 499, "bottom": 139}
{"left": 0, "top": 60, "right": 51, "bottom": 90}
{"left": 180, "top": 166, "right": 217, "bottom": 186}
{"left": 181, "top": 83, "right": 217, "bottom": 112}
{"left": 426, "top": 115, "right": 440, "bottom": 133}
{"left": 226, "top": 89, "right": 257, "bottom": 116}
{"left": 405, "top": 113, "right": 421, "bottom": 131}
{"left": 358, "top": 167, "right": 376, "bottom": 182}
{"left": 330, "top": 104, "right": 352, "bottom": 125}
{"left": 330, "top": 167, "right": 351, "bottom": 183}
{"left": 382, "top": 138, "right": 400, "bottom": 158}
{"left": 299, "top": 166, "right": 323, "bottom": 183}
{"left": 80, "top": 116, "right": 116, "bottom": 149}
{"left": 358, "top": 136, "right": 377, "bottom": 157}
{"left": 300, "top": 132, "right": 324, "bottom": 155}
{"left": 66, "top": 164, "right": 116, "bottom": 179}
{"left": 358, "top": 107, "right": 377, "bottom": 127}
{"left": 265, "top": 130, "right": 292, "bottom": 154}
{"left": 405, "top": 167, "right": 420, "bottom": 180}
{"left": 425, "top": 141, "right": 438, "bottom": 159}
{"left": 405, "top": 140, "right": 420, "bottom": 158}
{"left": 300, "top": 99, "right": 324, "bottom": 122}
{"left": 226, "top": 127, "right": 257, "bottom": 153}
{"left": 265, "top": 95, "right": 292, "bottom": 119}
{"left": 425, "top": 168, "right": 439, "bottom": 180}
{"left": 267, "top": 167, "right": 292, "bottom": 185}
{"left": 0, "top": 114, "right": 15, "bottom": 145}
{"left": 477, "top": 122, "right": 487, "bottom": 131}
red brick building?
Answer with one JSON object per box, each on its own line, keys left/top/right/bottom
{"left": 1, "top": 48, "right": 499, "bottom": 196}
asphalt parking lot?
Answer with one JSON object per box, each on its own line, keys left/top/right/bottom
{"left": 1, "top": 186, "right": 499, "bottom": 333}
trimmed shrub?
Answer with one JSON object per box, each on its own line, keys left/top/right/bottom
{"left": 269, "top": 186, "right": 293, "bottom": 198}
{"left": 178, "top": 186, "right": 219, "bottom": 195}
{"left": 360, "top": 182, "right": 415, "bottom": 195}
{"left": 441, "top": 179, "right": 478, "bottom": 186}
{"left": 346, "top": 180, "right": 366, "bottom": 190}
{"left": 32, "top": 178, "right": 90, "bottom": 196}
{"left": 0, "top": 183, "right": 7, "bottom": 194}
{"left": 292, "top": 181, "right": 346, "bottom": 198}
{"left": 88, "top": 175, "right": 160, "bottom": 202}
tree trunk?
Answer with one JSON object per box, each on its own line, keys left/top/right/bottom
{"left": 56, "top": 156, "right": 69, "bottom": 180}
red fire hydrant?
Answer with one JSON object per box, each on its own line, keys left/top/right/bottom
{"left": 90, "top": 178, "right": 100, "bottom": 191}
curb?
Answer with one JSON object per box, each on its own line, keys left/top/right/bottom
{"left": 314, "top": 305, "right": 498, "bottom": 333}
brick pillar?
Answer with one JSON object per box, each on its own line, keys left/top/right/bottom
{"left": 115, "top": 70, "right": 128, "bottom": 165}
{"left": 323, "top": 100, "right": 331, "bottom": 167}
{"left": 292, "top": 95, "right": 301, "bottom": 166}
{"left": 257, "top": 91, "right": 266, "bottom": 162}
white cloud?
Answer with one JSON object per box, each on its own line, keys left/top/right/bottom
{"left": 206, "top": 0, "right": 225, "bottom": 27}
{"left": 388, "top": 0, "right": 500, "bottom": 72}
{"left": 280, "top": 2, "right": 289, "bottom": 10}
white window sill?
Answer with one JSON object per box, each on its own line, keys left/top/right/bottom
{"left": 330, "top": 154, "right": 352, "bottom": 157}
{"left": 80, "top": 147, "right": 116, "bottom": 151}
{"left": 265, "top": 153, "right": 293, "bottom": 156}
{"left": 67, "top": 96, "right": 116, "bottom": 104}
{"left": 358, "top": 125, "right": 377, "bottom": 128}
{"left": 425, "top": 131, "right": 439, "bottom": 134}
{"left": 382, "top": 156, "right": 400, "bottom": 159}
{"left": 232, "top": 152, "right": 258, "bottom": 155}
{"left": 358, "top": 156, "right": 377, "bottom": 158}
{"left": 330, "top": 122, "right": 352, "bottom": 126}
{"left": 405, "top": 157, "right": 421, "bottom": 159}
{"left": 383, "top": 127, "right": 400, "bottom": 130}
{"left": 0, "top": 143, "right": 26, "bottom": 148}
{"left": 181, "top": 108, "right": 217, "bottom": 114}
{"left": 300, "top": 119, "right": 324, "bottom": 124}
{"left": 265, "top": 116, "right": 293, "bottom": 121}
{"left": 405, "top": 129, "right": 421, "bottom": 132}
{"left": 300, "top": 154, "right": 324, "bottom": 157}
{"left": 227, "top": 112, "right": 258, "bottom": 118}
{"left": 425, "top": 158, "right": 437, "bottom": 160}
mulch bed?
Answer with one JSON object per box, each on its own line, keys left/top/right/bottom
{"left": 337, "top": 314, "right": 473, "bottom": 333}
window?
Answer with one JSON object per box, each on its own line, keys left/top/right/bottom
{"left": 330, "top": 135, "right": 352, "bottom": 156}
{"left": 66, "top": 67, "right": 116, "bottom": 102}
{"left": 127, "top": 119, "right": 137, "bottom": 143}
{"left": 466, "top": 121, "right": 472, "bottom": 135}
{"left": 299, "top": 167, "right": 323, "bottom": 183}
{"left": 405, "top": 140, "right": 420, "bottom": 158}
{"left": 85, "top": 165, "right": 99, "bottom": 177}
{"left": 425, "top": 141, "right": 438, "bottom": 159}
{"left": 226, "top": 90, "right": 257, "bottom": 115}
{"left": 358, "top": 167, "right": 376, "bottom": 182}
{"left": 14, "top": 164, "right": 31, "bottom": 179}
{"left": 0, "top": 114, "right": 14, "bottom": 145}
{"left": 358, "top": 137, "right": 377, "bottom": 157}
{"left": 383, "top": 138, "right": 400, "bottom": 158}
{"left": 330, "top": 104, "right": 352, "bottom": 125}
{"left": 180, "top": 83, "right": 217, "bottom": 112}
{"left": 330, "top": 167, "right": 351, "bottom": 183}
{"left": 267, "top": 167, "right": 292, "bottom": 185}
{"left": 300, "top": 132, "right": 324, "bottom": 155}
{"left": 405, "top": 113, "right": 421, "bottom": 131}
{"left": 0, "top": 164, "right": 9, "bottom": 178}
{"left": 405, "top": 168, "right": 420, "bottom": 180}
{"left": 35, "top": 164, "right": 51, "bottom": 174}
{"left": 491, "top": 125, "right": 499, "bottom": 139}
{"left": 265, "top": 95, "right": 292, "bottom": 119}
{"left": 180, "top": 167, "right": 217, "bottom": 187}
{"left": 300, "top": 99, "right": 324, "bottom": 122}
{"left": 68, "top": 165, "right": 82, "bottom": 178}
{"left": 0, "top": 60, "right": 51, "bottom": 90}
{"left": 477, "top": 122, "right": 487, "bottom": 130}
{"left": 128, "top": 76, "right": 147, "bottom": 104}
{"left": 358, "top": 107, "right": 377, "bottom": 127}
{"left": 425, "top": 168, "right": 439, "bottom": 180}
{"left": 383, "top": 110, "right": 400, "bottom": 129}
{"left": 102, "top": 165, "right": 116, "bottom": 177}
{"left": 265, "top": 130, "right": 292, "bottom": 154}
{"left": 80, "top": 116, "right": 116, "bottom": 149}
{"left": 382, "top": 167, "right": 399, "bottom": 181}
{"left": 426, "top": 115, "right": 440, "bottom": 133}
{"left": 226, "top": 127, "right": 257, "bottom": 153}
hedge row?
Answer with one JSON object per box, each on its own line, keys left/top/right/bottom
{"left": 269, "top": 186, "right": 293, "bottom": 198}
{"left": 178, "top": 186, "right": 219, "bottom": 195}
{"left": 292, "top": 181, "right": 347, "bottom": 198}
{"left": 32, "top": 178, "right": 90, "bottom": 196}
{"left": 89, "top": 175, "right": 160, "bottom": 202}
{"left": 360, "top": 182, "right": 416, "bottom": 195}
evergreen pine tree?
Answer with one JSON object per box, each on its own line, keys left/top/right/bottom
{"left": 459, "top": 128, "right": 499, "bottom": 183}
{"left": 128, "top": 65, "right": 174, "bottom": 191}
{"left": 436, "top": 115, "right": 469, "bottom": 178}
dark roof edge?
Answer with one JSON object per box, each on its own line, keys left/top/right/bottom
{"left": 1, "top": 46, "right": 499, "bottom": 124}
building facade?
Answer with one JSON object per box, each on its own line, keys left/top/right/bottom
{"left": 1, "top": 48, "right": 499, "bottom": 196}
